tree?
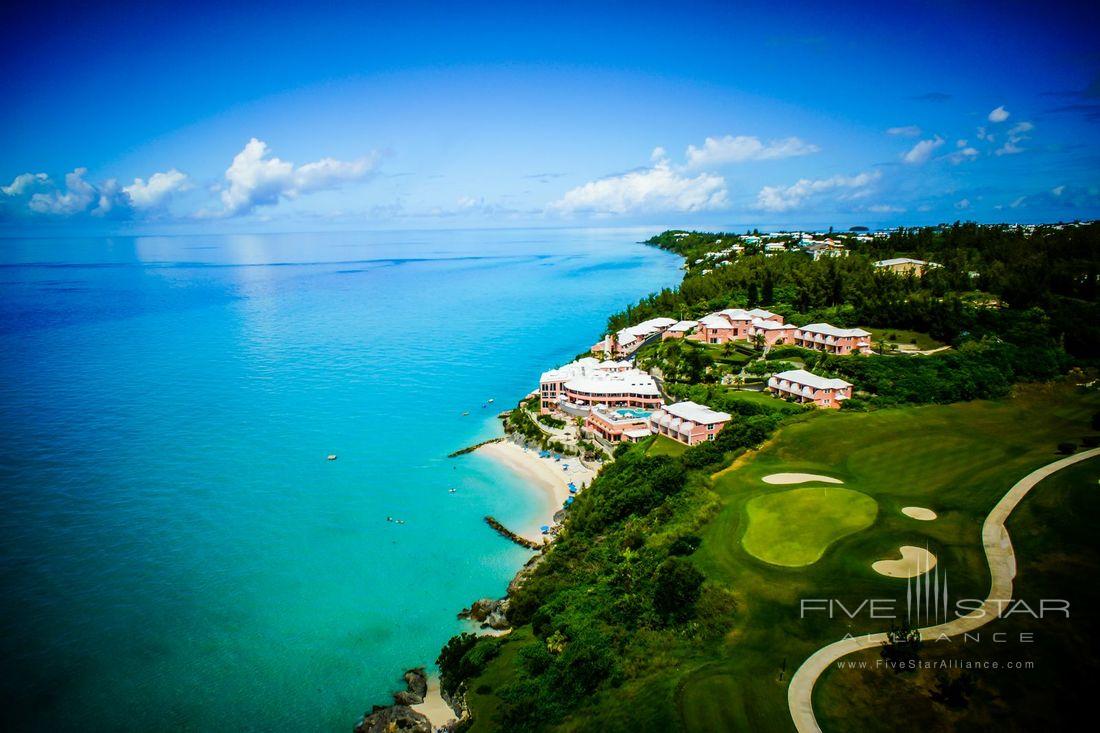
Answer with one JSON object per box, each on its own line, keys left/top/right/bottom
{"left": 880, "top": 621, "right": 922, "bottom": 671}
{"left": 653, "top": 557, "right": 705, "bottom": 622}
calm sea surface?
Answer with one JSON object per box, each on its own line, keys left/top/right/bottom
{"left": 0, "top": 228, "right": 680, "bottom": 731}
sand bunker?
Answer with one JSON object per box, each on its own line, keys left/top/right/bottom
{"left": 901, "top": 506, "right": 937, "bottom": 521}
{"left": 872, "top": 545, "right": 937, "bottom": 578}
{"left": 762, "top": 473, "right": 843, "bottom": 485}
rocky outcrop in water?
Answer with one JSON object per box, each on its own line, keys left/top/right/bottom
{"left": 404, "top": 668, "right": 428, "bottom": 700}
{"left": 353, "top": 704, "right": 429, "bottom": 733}
{"left": 458, "top": 598, "right": 510, "bottom": 630}
{"left": 354, "top": 668, "right": 431, "bottom": 733}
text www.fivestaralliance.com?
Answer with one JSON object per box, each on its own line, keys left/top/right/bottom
{"left": 836, "top": 660, "right": 1035, "bottom": 670}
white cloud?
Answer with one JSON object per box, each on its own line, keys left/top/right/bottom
{"left": 2, "top": 172, "right": 51, "bottom": 196}
{"left": 1052, "top": 185, "right": 1065, "bottom": 197}
{"left": 91, "top": 179, "right": 128, "bottom": 217}
{"left": 955, "top": 198, "right": 971, "bottom": 210}
{"left": 123, "top": 169, "right": 190, "bottom": 209}
{"left": 754, "top": 170, "right": 881, "bottom": 212}
{"left": 28, "top": 168, "right": 97, "bottom": 215}
{"left": 868, "top": 203, "right": 905, "bottom": 213}
{"left": 216, "top": 138, "right": 376, "bottom": 216}
{"left": 550, "top": 155, "right": 727, "bottom": 215}
{"left": 994, "top": 121, "right": 1033, "bottom": 156}
{"left": 988, "top": 105, "right": 1010, "bottom": 123}
{"left": 886, "top": 125, "right": 922, "bottom": 137}
{"left": 684, "top": 135, "right": 819, "bottom": 168}
{"left": 956, "top": 139, "right": 968, "bottom": 147}
{"left": 902, "top": 136, "right": 945, "bottom": 164}
{"left": 947, "top": 146, "right": 979, "bottom": 164}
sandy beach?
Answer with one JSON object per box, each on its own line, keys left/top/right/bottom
{"left": 477, "top": 439, "right": 597, "bottom": 542}
{"left": 410, "top": 676, "right": 456, "bottom": 729}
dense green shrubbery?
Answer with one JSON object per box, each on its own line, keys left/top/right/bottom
{"left": 826, "top": 338, "right": 1068, "bottom": 405}
{"left": 438, "top": 633, "right": 502, "bottom": 698}
{"left": 536, "top": 413, "right": 566, "bottom": 429}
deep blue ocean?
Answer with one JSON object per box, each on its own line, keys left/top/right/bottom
{"left": 0, "top": 229, "right": 681, "bottom": 731}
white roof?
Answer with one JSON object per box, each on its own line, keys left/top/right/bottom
{"left": 564, "top": 369, "right": 660, "bottom": 397}
{"left": 718, "top": 308, "right": 753, "bottom": 321}
{"left": 699, "top": 314, "right": 734, "bottom": 329}
{"left": 772, "top": 369, "right": 852, "bottom": 390}
{"left": 798, "top": 322, "right": 871, "bottom": 338}
{"left": 753, "top": 319, "right": 796, "bottom": 331}
{"left": 874, "top": 257, "right": 940, "bottom": 268}
{"left": 747, "top": 308, "right": 779, "bottom": 319}
{"left": 661, "top": 401, "right": 731, "bottom": 424}
{"left": 668, "top": 320, "right": 698, "bottom": 332}
{"left": 540, "top": 358, "right": 632, "bottom": 384}
{"left": 624, "top": 427, "right": 653, "bottom": 438}
{"left": 616, "top": 316, "right": 678, "bottom": 343}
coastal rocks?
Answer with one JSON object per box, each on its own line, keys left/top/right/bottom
{"left": 484, "top": 515, "right": 543, "bottom": 550}
{"left": 441, "top": 684, "right": 469, "bottom": 722}
{"left": 458, "top": 598, "right": 496, "bottom": 623}
{"left": 458, "top": 598, "right": 511, "bottom": 630}
{"left": 404, "top": 667, "right": 428, "bottom": 700}
{"left": 354, "top": 668, "right": 431, "bottom": 733}
{"left": 353, "top": 705, "right": 430, "bottom": 733}
{"left": 508, "top": 552, "right": 546, "bottom": 596}
{"left": 392, "top": 690, "right": 423, "bottom": 706}
{"left": 485, "top": 601, "right": 509, "bottom": 630}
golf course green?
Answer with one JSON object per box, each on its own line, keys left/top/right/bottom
{"left": 742, "top": 487, "right": 878, "bottom": 566}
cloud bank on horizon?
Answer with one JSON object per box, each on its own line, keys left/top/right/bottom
{"left": 1, "top": 0, "right": 1097, "bottom": 231}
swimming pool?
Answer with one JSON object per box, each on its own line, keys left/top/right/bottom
{"left": 614, "top": 408, "right": 652, "bottom": 419}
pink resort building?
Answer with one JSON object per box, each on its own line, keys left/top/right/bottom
{"left": 767, "top": 369, "right": 853, "bottom": 408}
{"left": 792, "top": 323, "right": 872, "bottom": 355}
{"left": 749, "top": 319, "right": 798, "bottom": 346}
{"left": 584, "top": 405, "right": 654, "bottom": 444}
{"left": 539, "top": 358, "right": 661, "bottom": 416}
{"left": 648, "top": 401, "right": 732, "bottom": 445}
{"left": 662, "top": 320, "right": 698, "bottom": 340}
{"left": 694, "top": 308, "right": 783, "bottom": 344}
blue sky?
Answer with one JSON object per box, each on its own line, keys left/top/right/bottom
{"left": 2, "top": 0, "right": 1097, "bottom": 234}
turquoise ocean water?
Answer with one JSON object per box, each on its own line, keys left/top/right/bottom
{"left": 0, "top": 229, "right": 680, "bottom": 731}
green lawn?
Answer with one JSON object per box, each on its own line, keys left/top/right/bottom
{"left": 741, "top": 487, "right": 878, "bottom": 566}
{"left": 695, "top": 341, "right": 755, "bottom": 365}
{"left": 723, "top": 389, "right": 806, "bottom": 414}
{"left": 647, "top": 434, "right": 688, "bottom": 457}
{"left": 864, "top": 326, "right": 945, "bottom": 351}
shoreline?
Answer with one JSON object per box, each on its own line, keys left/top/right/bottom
{"left": 476, "top": 439, "right": 596, "bottom": 543}
{"left": 410, "top": 676, "right": 456, "bottom": 729}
